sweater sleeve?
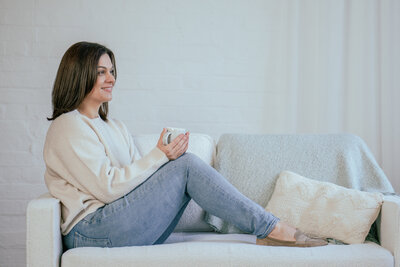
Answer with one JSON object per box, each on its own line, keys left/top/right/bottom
{"left": 44, "top": 115, "right": 169, "bottom": 204}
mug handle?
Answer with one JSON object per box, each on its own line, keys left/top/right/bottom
{"left": 162, "top": 132, "right": 172, "bottom": 145}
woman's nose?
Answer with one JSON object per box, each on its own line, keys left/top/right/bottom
{"left": 106, "top": 71, "right": 115, "bottom": 84}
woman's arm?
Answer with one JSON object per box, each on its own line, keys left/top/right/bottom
{"left": 44, "top": 116, "right": 169, "bottom": 204}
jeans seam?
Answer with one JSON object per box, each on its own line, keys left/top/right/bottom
{"left": 73, "top": 231, "right": 112, "bottom": 248}
{"left": 190, "top": 165, "right": 261, "bottom": 230}
{"left": 89, "top": 196, "right": 129, "bottom": 224}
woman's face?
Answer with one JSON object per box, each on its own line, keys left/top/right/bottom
{"left": 86, "top": 53, "right": 115, "bottom": 105}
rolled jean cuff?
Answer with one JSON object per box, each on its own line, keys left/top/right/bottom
{"left": 258, "top": 216, "right": 280, "bottom": 239}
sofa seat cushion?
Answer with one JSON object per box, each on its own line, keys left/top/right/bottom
{"left": 61, "top": 233, "right": 393, "bottom": 267}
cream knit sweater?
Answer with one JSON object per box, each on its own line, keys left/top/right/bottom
{"left": 43, "top": 110, "right": 169, "bottom": 235}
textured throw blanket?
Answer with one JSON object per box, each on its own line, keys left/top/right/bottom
{"left": 204, "top": 134, "right": 395, "bottom": 239}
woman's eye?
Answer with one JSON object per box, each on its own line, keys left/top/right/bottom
{"left": 97, "top": 70, "right": 105, "bottom": 75}
{"left": 110, "top": 70, "right": 115, "bottom": 76}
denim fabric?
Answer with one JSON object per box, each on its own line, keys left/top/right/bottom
{"left": 63, "top": 153, "right": 279, "bottom": 249}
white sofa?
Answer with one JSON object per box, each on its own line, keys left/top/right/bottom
{"left": 27, "top": 133, "right": 400, "bottom": 267}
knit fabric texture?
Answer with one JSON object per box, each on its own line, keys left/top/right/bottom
{"left": 204, "top": 134, "right": 394, "bottom": 241}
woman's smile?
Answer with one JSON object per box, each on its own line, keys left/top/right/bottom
{"left": 101, "top": 86, "right": 113, "bottom": 93}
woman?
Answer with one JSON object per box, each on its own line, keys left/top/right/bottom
{"left": 44, "top": 41, "right": 327, "bottom": 249}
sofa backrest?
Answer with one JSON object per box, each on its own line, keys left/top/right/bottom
{"left": 203, "top": 133, "right": 395, "bottom": 235}
{"left": 213, "top": 133, "right": 394, "bottom": 208}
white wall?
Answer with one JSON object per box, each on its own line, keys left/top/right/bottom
{"left": 0, "top": 0, "right": 399, "bottom": 266}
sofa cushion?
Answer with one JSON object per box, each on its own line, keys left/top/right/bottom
{"left": 266, "top": 171, "right": 383, "bottom": 244}
{"left": 61, "top": 234, "right": 393, "bottom": 267}
{"left": 133, "top": 133, "right": 215, "bottom": 232}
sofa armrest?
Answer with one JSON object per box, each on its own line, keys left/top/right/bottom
{"left": 379, "top": 195, "right": 400, "bottom": 267}
{"left": 26, "top": 193, "right": 62, "bottom": 267}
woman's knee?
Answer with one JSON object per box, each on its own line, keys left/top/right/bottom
{"left": 168, "top": 153, "right": 210, "bottom": 178}
{"left": 180, "top": 153, "right": 213, "bottom": 174}
{"left": 179, "top": 152, "right": 202, "bottom": 165}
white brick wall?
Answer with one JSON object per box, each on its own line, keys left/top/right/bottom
{"left": 1, "top": 1, "right": 399, "bottom": 266}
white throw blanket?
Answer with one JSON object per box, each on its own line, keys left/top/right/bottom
{"left": 204, "top": 134, "right": 395, "bottom": 237}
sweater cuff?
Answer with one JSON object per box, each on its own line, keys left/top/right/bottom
{"left": 152, "top": 146, "right": 169, "bottom": 165}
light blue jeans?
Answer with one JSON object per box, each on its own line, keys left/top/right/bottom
{"left": 63, "top": 153, "right": 279, "bottom": 249}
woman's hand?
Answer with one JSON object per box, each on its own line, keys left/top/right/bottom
{"left": 157, "top": 128, "right": 190, "bottom": 160}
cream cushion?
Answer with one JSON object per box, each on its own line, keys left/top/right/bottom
{"left": 266, "top": 171, "right": 383, "bottom": 244}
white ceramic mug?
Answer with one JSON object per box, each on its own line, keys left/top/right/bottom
{"left": 162, "top": 127, "right": 187, "bottom": 145}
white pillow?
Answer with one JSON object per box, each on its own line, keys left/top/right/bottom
{"left": 265, "top": 171, "right": 383, "bottom": 244}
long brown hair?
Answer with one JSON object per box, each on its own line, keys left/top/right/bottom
{"left": 47, "top": 42, "right": 117, "bottom": 121}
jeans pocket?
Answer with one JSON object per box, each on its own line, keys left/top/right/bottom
{"left": 73, "top": 231, "right": 112, "bottom": 248}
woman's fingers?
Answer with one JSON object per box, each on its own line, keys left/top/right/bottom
{"left": 182, "top": 139, "right": 189, "bottom": 154}
{"left": 157, "top": 130, "right": 190, "bottom": 160}
{"left": 171, "top": 134, "right": 186, "bottom": 149}
{"left": 168, "top": 134, "right": 189, "bottom": 159}
{"left": 169, "top": 135, "right": 186, "bottom": 155}
{"left": 182, "top": 132, "right": 189, "bottom": 153}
